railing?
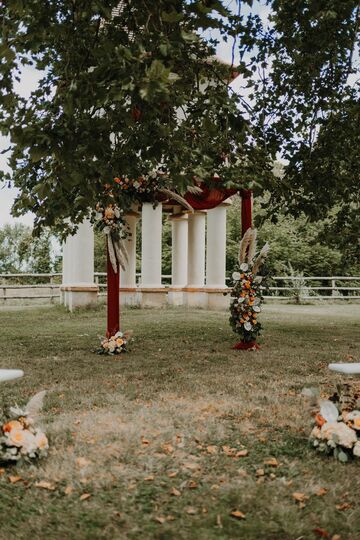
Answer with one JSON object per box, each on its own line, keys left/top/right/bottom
{"left": 0, "top": 273, "right": 359, "bottom": 302}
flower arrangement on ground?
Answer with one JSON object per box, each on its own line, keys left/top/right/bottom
{"left": 310, "top": 384, "right": 360, "bottom": 462}
{"left": 0, "top": 391, "right": 48, "bottom": 464}
{"left": 229, "top": 228, "right": 269, "bottom": 350}
{"left": 97, "top": 330, "right": 133, "bottom": 356}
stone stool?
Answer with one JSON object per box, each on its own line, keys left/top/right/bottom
{"left": 329, "top": 364, "right": 360, "bottom": 376}
{"left": 0, "top": 370, "right": 24, "bottom": 383}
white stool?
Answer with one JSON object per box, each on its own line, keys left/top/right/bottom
{"left": 328, "top": 363, "right": 360, "bottom": 376}
{"left": 0, "top": 369, "right": 24, "bottom": 383}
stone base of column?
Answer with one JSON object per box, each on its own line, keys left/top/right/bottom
{"left": 183, "top": 288, "right": 208, "bottom": 309}
{"left": 206, "top": 289, "right": 230, "bottom": 310}
{"left": 119, "top": 288, "right": 141, "bottom": 307}
{"left": 167, "top": 289, "right": 186, "bottom": 306}
{"left": 60, "top": 285, "right": 99, "bottom": 311}
{"left": 139, "top": 288, "right": 168, "bottom": 308}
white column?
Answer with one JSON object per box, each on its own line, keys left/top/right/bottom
{"left": 141, "top": 202, "right": 163, "bottom": 288}
{"left": 170, "top": 212, "right": 188, "bottom": 287}
{"left": 120, "top": 211, "right": 140, "bottom": 288}
{"left": 61, "top": 219, "right": 98, "bottom": 310}
{"left": 206, "top": 204, "right": 227, "bottom": 288}
{"left": 187, "top": 211, "right": 206, "bottom": 287}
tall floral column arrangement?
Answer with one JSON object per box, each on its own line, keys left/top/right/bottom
{"left": 229, "top": 228, "right": 269, "bottom": 351}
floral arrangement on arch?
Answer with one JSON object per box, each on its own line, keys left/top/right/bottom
{"left": 0, "top": 391, "right": 48, "bottom": 464}
{"left": 97, "top": 330, "right": 133, "bottom": 356}
{"left": 310, "top": 384, "right": 360, "bottom": 462}
{"left": 229, "top": 228, "right": 269, "bottom": 350}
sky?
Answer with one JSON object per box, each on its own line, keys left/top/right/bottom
{"left": 0, "top": 2, "right": 270, "bottom": 228}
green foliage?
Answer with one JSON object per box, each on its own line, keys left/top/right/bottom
{"left": 226, "top": 197, "right": 359, "bottom": 277}
{"left": 251, "top": 1, "right": 360, "bottom": 235}
{"left": 0, "top": 224, "right": 55, "bottom": 273}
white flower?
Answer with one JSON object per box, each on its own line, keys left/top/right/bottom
{"left": 254, "top": 276, "right": 263, "bottom": 283}
{"left": 253, "top": 306, "right": 261, "bottom": 313}
{"left": 35, "top": 431, "right": 49, "bottom": 451}
{"left": 240, "top": 263, "right": 248, "bottom": 272}
{"left": 114, "top": 207, "right": 121, "bottom": 218}
{"left": 20, "top": 431, "right": 38, "bottom": 455}
{"left": 310, "top": 426, "right": 321, "bottom": 439}
{"left": 115, "top": 331, "right": 123, "bottom": 338}
{"left": 244, "top": 322, "right": 252, "bottom": 331}
{"left": 232, "top": 272, "right": 241, "bottom": 281}
{"left": 319, "top": 400, "right": 339, "bottom": 423}
{"left": 320, "top": 421, "right": 357, "bottom": 448}
{"left": 353, "top": 441, "right": 360, "bottom": 457}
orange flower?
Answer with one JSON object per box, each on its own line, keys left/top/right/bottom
{"left": 315, "top": 413, "right": 326, "bottom": 427}
{"left": 104, "top": 207, "right": 115, "bottom": 219}
{"left": 354, "top": 418, "right": 360, "bottom": 429}
{"left": 114, "top": 177, "right": 121, "bottom": 184}
{"left": 3, "top": 420, "right": 23, "bottom": 433}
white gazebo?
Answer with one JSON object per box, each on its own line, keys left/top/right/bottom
{"left": 60, "top": 197, "right": 234, "bottom": 310}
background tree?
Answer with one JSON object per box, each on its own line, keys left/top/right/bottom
{"left": 251, "top": 1, "right": 359, "bottom": 241}
{"left": 0, "top": 224, "right": 55, "bottom": 274}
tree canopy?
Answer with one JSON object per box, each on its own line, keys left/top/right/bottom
{"left": 0, "top": 1, "right": 359, "bottom": 238}
{"left": 0, "top": 0, "right": 271, "bottom": 236}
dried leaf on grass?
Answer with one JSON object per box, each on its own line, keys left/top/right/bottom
{"left": 313, "top": 528, "right": 330, "bottom": 538}
{"left": 35, "top": 481, "right": 56, "bottom": 491}
{"left": 8, "top": 476, "right": 22, "bottom": 484}
{"left": 292, "top": 492, "right": 310, "bottom": 508}
{"left": 335, "top": 502, "right": 352, "bottom": 511}
{"left": 264, "top": 457, "right": 279, "bottom": 467}
{"left": 76, "top": 457, "right": 91, "bottom": 468}
{"left": 186, "top": 507, "right": 197, "bottom": 515}
{"left": 79, "top": 493, "right": 91, "bottom": 501}
{"left": 170, "top": 487, "right": 181, "bottom": 497}
{"left": 188, "top": 480, "right": 198, "bottom": 489}
{"left": 230, "top": 510, "right": 246, "bottom": 520}
{"left": 162, "top": 443, "right": 174, "bottom": 454}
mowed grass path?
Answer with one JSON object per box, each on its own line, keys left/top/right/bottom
{"left": 0, "top": 304, "right": 359, "bottom": 540}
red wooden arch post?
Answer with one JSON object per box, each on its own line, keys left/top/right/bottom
{"left": 240, "top": 188, "right": 253, "bottom": 235}
{"left": 106, "top": 249, "right": 120, "bottom": 338}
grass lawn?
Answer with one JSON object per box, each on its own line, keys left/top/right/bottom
{"left": 0, "top": 303, "right": 360, "bottom": 540}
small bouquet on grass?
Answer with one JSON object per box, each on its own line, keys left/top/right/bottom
{"left": 0, "top": 391, "right": 48, "bottom": 464}
{"left": 97, "top": 330, "right": 133, "bottom": 355}
{"left": 310, "top": 384, "right": 360, "bottom": 462}
{"left": 229, "top": 228, "right": 269, "bottom": 350}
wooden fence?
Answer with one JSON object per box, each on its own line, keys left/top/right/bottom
{"left": 0, "top": 273, "right": 359, "bottom": 303}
